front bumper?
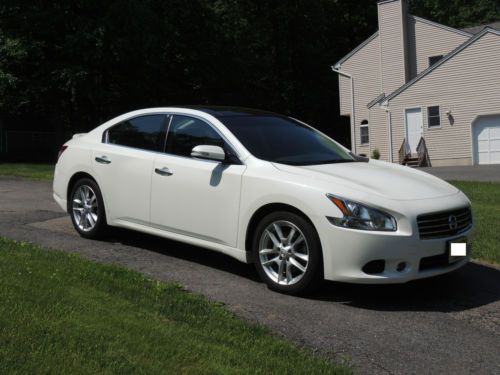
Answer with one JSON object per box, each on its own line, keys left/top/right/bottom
{"left": 317, "top": 195, "right": 474, "bottom": 284}
{"left": 320, "top": 224, "right": 472, "bottom": 283}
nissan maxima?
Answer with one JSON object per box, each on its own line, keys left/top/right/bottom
{"left": 53, "top": 107, "right": 473, "bottom": 294}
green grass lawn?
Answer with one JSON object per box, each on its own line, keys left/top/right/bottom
{"left": 0, "top": 163, "right": 54, "bottom": 180}
{"left": 0, "top": 237, "right": 349, "bottom": 374}
{"left": 450, "top": 181, "right": 500, "bottom": 265}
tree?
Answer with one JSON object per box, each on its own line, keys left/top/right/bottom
{"left": 0, "top": 0, "right": 498, "bottom": 160}
{"left": 411, "top": 0, "right": 499, "bottom": 28}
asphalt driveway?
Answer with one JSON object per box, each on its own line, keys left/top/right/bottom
{"left": 419, "top": 164, "right": 500, "bottom": 182}
{"left": 1, "top": 177, "right": 499, "bottom": 374}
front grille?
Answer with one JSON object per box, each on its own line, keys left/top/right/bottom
{"left": 417, "top": 206, "right": 472, "bottom": 239}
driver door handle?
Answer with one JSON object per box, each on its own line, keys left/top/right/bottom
{"left": 155, "top": 167, "right": 173, "bottom": 176}
{"left": 95, "top": 156, "right": 111, "bottom": 164}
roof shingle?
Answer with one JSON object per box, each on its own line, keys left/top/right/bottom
{"left": 462, "top": 21, "right": 500, "bottom": 35}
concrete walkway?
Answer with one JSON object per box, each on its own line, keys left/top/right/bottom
{"left": 419, "top": 165, "right": 500, "bottom": 182}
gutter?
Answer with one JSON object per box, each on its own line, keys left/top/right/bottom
{"left": 331, "top": 66, "right": 356, "bottom": 154}
{"left": 381, "top": 100, "right": 393, "bottom": 163}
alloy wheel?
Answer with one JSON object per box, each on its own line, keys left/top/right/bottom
{"left": 72, "top": 185, "right": 99, "bottom": 232}
{"left": 258, "top": 220, "right": 309, "bottom": 285}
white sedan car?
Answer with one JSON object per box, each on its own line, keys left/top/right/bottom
{"left": 53, "top": 107, "right": 473, "bottom": 294}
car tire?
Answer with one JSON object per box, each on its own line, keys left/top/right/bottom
{"left": 252, "top": 211, "right": 323, "bottom": 295}
{"left": 68, "top": 178, "right": 108, "bottom": 239}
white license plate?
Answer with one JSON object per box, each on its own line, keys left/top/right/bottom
{"left": 447, "top": 237, "right": 469, "bottom": 263}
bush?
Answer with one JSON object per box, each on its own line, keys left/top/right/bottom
{"left": 372, "top": 148, "right": 380, "bottom": 160}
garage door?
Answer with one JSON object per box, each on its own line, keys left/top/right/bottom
{"left": 474, "top": 116, "right": 500, "bottom": 165}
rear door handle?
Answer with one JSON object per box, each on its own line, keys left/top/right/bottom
{"left": 154, "top": 167, "right": 173, "bottom": 176}
{"left": 95, "top": 156, "right": 111, "bottom": 164}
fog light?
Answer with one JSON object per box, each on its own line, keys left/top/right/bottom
{"left": 362, "top": 260, "right": 385, "bottom": 274}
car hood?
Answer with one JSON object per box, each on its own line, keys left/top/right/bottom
{"left": 272, "top": 160, "right": 459, "bottom": 201}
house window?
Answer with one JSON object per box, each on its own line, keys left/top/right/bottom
{"left": 360, "top": 120, "right": 369, "bottom": 144}
{"left": 428, "top": 55, "right": 443, "bottom": 67}
{"left": 427, "top": 106, "right": 441, "bottom": 128}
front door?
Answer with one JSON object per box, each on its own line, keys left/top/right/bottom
{"left": 405, "top": 108, "right": 423, "bottom": 154}
{"left": 150, "top": 114, "right": 246, "bottom": 247}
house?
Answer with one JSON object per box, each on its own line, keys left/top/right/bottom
{"left": 332, "top": 0, "right": 500, "bottom": 166}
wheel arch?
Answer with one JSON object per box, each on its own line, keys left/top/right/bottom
{"left": 66, "top": 172, "right": 105, "bottom": 215}
{"left": 245, "top": 203, "right": 320, "bottom": 254}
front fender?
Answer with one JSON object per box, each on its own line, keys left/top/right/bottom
{"left": 236, "top": 173, "right": 339, "bottom": 254}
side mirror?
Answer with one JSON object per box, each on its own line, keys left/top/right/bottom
{"left": 191, "top": 145, "right": 226, "bottom": 162}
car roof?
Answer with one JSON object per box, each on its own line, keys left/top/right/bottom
{"left": 179, "top": 105, "right": 279, "bottom": 118}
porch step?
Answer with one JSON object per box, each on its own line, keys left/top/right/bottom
{"left": 404, "top": 157, "right": 419, "bottom": 167}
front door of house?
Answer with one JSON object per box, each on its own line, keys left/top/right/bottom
{"left": 405, "top": 108, "right": 423, "bottom": 154}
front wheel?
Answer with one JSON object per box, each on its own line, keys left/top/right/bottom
{"left": 252, "top": 211, "right": 323, "bottom": 295}
{"left": 69, "top": 178, "right": 107, "bottom": 239}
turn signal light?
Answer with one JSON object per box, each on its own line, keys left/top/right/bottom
{"left": 328, "top": 195, "right": 349, "bottom": 215}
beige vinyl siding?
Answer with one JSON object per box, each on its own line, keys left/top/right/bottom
{"left": 338, "top": 35, "right": 381, "bottom": 118}
{"left": 368, "top": 107, "right": 390, "bottom": 161}
{"left": 407, "top": 16, "right": 469, "bottom": 78}
{"left": 339, "top": 75, "right": 351, "bottom": 116}
{"left": 388, "top": 32, "right": 500, "bottom": 165}
{"left": 378, "top": 0, "right": 407, "bottom": 94}
{"left": 338, "top": 35, "right": 382, "bottom": 153}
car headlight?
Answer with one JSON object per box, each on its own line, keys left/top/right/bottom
{"left": 326, "top": 194, "right": 397, "bottom": 231}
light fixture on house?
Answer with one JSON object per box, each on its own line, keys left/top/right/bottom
{"left": 445, "top": 110, "right": 454, "bottom": 125}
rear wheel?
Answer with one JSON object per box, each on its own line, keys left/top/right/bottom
{"left": 69, "top": 178, "right": 107, "bottom": 239}
{"left": 252, "top": 211, "right": 323, "bottom": 295}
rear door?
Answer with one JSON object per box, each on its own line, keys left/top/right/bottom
{"left": 91, "top": 114, "right": 168, "bottom": 223}
{"left": 150, "top": 114, "right": 245, "bottom": 247}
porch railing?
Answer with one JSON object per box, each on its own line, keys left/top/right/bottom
{"left": 398, "top": 138, "right": 410, "bottom": 164}
{"left": 416, "top": 137, "right": 431, "bottom": 167}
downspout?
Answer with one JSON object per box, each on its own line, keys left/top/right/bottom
{"left": 381, "top": 100, "right": 393, "bottom": 163}
{"left": 331, "top": 66, "right": 356, "bottom": 154}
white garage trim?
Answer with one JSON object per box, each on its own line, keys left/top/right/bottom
{"left": 471, "top": 114, "right": 500, "bottom": 165}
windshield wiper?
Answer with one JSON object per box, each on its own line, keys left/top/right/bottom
{"left": 277, "top": 159, "right": 357, "bottom": 166}
{"left": 310, "top": 159, "right": 358, "bottom": 165}
{"left": 349, "top": 153, "right": 369, "bottom": 163}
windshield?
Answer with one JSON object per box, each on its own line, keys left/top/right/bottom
{"left": 220, "top": 115, "right": 355, "bottom": 165}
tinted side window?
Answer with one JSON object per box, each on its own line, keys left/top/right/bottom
{"left": 107, "top": 114, "right": 166, "bottom": 151}
{"left": 165, "top": 115, "right": 224, "bottom": 157}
